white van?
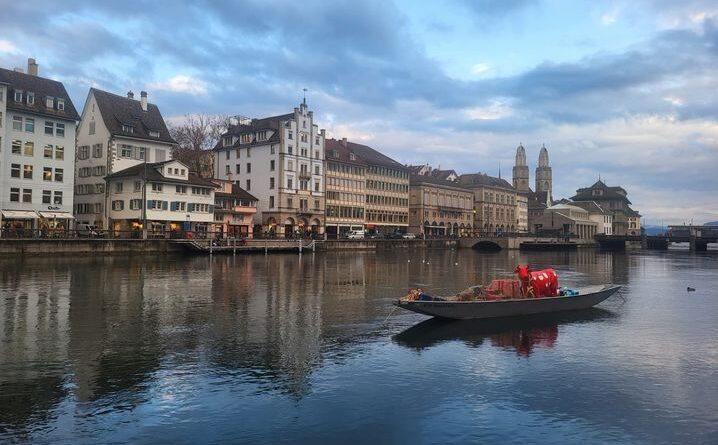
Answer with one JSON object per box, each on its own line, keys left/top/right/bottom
{"left": 345, "top": 230, "right": 365, "bottom": 239}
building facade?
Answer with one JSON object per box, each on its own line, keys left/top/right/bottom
{"left": 533, "top": 203, "right": 598, "bottom": 240}
{"left": 211, "top": 179, "right": 258, "bottom": 238}
{"left": 458, "top": 173, "right": 518, "bottom": 235}
{"left": 0, "top": 59, "right": 80, "bottom": 235}
{"left": 214, "top": 101, "right": 325, "bottom": 238}
{"left": 570, "top": 200, "right": 613, "bottom": 235}
{"left": 324, "top": 138, "right": 367, "bottom": 238}
{"left": 74, "top": 88, "right": 176, "bottom": 229}
{"left": 570, "top": 180, "right": 640, "bottom": 236}
{"left": 104, "top": 160, "right": 216, "bottom": 238}
{"left": 409, "top": 174, "right": 474, "bottom": 237}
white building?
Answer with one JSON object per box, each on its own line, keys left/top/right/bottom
{"left": 214, "top": 100, "right": 325, "bottom": 238}
{"left": 104, "top": 160, "right": 216, "bottom": 238}
{"left": 0, "top": 59, "right": 80, "bottom": 235}
{"left": 570, "top": 201, "right": 613, "bottom": 235}
{"left": 74, "top": 88, "right": 176, "bottom": 230}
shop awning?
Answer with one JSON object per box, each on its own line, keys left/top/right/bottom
{"left": 2, "top": 210, "right": 40, "bottom": 219}
{"left": 38, "top": 211, "right": 75, "bottom": 219}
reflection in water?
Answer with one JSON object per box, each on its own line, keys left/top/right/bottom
{"left": 393, "top": 308, "right": 615, "bottom": 356}
{"left": 0, "top": 249, "right": 716, "bottom": 444}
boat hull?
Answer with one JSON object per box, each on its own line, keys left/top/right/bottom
{"left": 394, "top": 285, "right": 621, "bottom": 320}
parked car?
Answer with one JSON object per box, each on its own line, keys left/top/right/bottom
{"left": 402, "top": 232, "right": 416, "bottom": 239}
{"left": 77, "top": 224, "right": 106, "bottom": 238}
{"left": 386, "top": 232, "right": 404, "bottom": 239}
{"left": 366, "top": 232, "right": 384, "bottom": 239}
{"left": 345, "top": 230, "right": 365, "bottom": 239}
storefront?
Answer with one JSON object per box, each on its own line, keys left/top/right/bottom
{"left": 1, "top": 210, "right": 39, "bottom": 237}
{"left": 38, "top": 211, "right": 75, "bottom": 237}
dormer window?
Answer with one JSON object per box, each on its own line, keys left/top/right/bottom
{"left": 149, "top": 130, "right": 160, "bottom": 138}
{"left": 332, "top": 150, "right": 338, "bottom": 158}
{"left": 122, "top": 125, "right": 134, "bottom": 133}
{"left": 350, "top": 153, "right": 356, "bottom": 161}
{"left": 257, "top": 130, "right": 267, "bottom": 141}
{"left": 57, "top": 99, "right": 65, "bottom": 111}
{"left": 223, "top": 135, "right": 233, "bottom": 146}
{"left": 592, "top": 189, "right": 603, "bottom": 196}
{"left": 26, "top": 92, "right": 34, "bottom": 105}
{"left": 14, "top": 90, "right": 22, "bottom": 102}
{"left": 46, "top": 96, "right": 54, "bottom": 108}
{"left": 241, "top": 133, "right": 251, "bottom": 144}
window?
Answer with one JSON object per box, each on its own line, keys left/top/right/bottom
{"left": 122, "top": 124, "right": 133, "bottom": 133}
{"left": 270, "top": 177, "right": 275, "bottom": 189}
{"left": 287, "top": 177, "right": 293, "bottom": 189}
{"left": 10, "top": 188, "right": 19, "bottom": 202}
{"left": 115, "top": 182, "right": 123, "bottom": 193}
{"left": 247, "top": 147, "right": 251, "bottom": 158}
{"left": 288, "top": 160, "right": 294, "bottom": 171}
{"left": 301, "top": 134, "right": 308, "bottom": 143}
{"left": 180, "top": 169, "right": 185, "bottom": 175}
{"left": 225, "top": 165, "right": 230, "bottom": 175}
{"left": 288, "top": 145, "right": 293, "bottom": 155}
{"left": 23, "top": 165, "right": 33, "bottom": 179}
{"left": 11, "top": 164, "right": 20, "bottom": 178}
{"left": 149, "top": 130, "right": 159, "bottom": 138}
{"left": 43, "top": 167, "right": 52, "bottom": 181}
{"left": 270, "top": 145, "right": 275, "bottom": 154}
{"left": 246, "top": 179, "right": 251, "bottom": 190}
{"left": 314, "top": 180, "right": 320, "bottom": 192}
{"left": 314, "top": 199, "right": 320, "bottom": 210}
{"left": 78, "top": 145, "right": 89, "bottom": 159}
{"left": 46, "top": 96, "right": 54, "bottom": 108}
{"left": 0, "top": 111, "right": 2, "bottom": 127}
{"left": 23, "top": 189, "right": 32, "bottom": 203}
{"left": 44, "top": 144, "right": 53, "bottom": 158}
{"left": 93, "top": 166, "right": 105, "bottom": 176}
{"left": 257, "top": 130, "right": 267, "bottom": 141}
{"left": 152, "top": 183, "right": 163, "bottom": 192}
{"left": 27, "top": 92, "right": 34, "bottom": 105}
{"left": 53, "top": 191, "right": 63, "bottom": 205}
{"left": 130, "top": 199, "right": 142, "bottom": 210}
{"left": 45, "top": 121, "right": 54, "bottom": 135}
{"left": 223, "top": 135, "right": 233, "bottom": 146}
{"left": 287, "top": 197, "right": 293, "bottom": 208}
{"left": 25, "top": 118, "right": 34, "bottom": 133}
{"left": 176, "top": 185, "right": 187, "bottom": 194}
{"left": 300, "top": 180, "right": 308, "bottom": 191}
{"left": 55, "top": 123, "right": 65, "bottom": 137}
{"left": 138, "top": 147, "right": 146, "bottom": 160}
{"left": 235, "top": 164, "right": 240, "bottom": 174}
{"left": 300, "top": 198, "right": 307, "bottom": 210}
{"left": 12, "top": 116, "right": 22, "bottom": 131}
{"left": 53, "top": 168, "right": 63, "bottom": 182}
{"left": 241, "top": 134, "right": 251, "bottom": 144}
{"left": 96, "top": 183, "right": 104, "bottom": 193}
{"left": 88, "top": 121, "right": 95, "bottom": 135}
{"left": 135, "top": 181, "right": 142, "bottom": 192}
{"left": 14, "top": 90, "right": 22, "bottom": 102}
{"left": 57, "top": 99, "right": 64, "bottom": 111}
{"left": 315, "top": 165, "right": 320, "bottom": 175}
{"left": 246, "top": 163, "right": 251, "bottom": 173}
{"left": 120, "top": 145, "right": 133, "bottom": 158}
{"left": 92, "top": 144, "right": 102, "bottom": 158}
{"left": 12, "top": 140, "right": 21, "bottom": 154}
{"left": 42, "top": 190, "right": 51, "bottom": 204}
{"left": 55, "top": 146, "right": 64, "bottom": 160}
{"left": 270, "top": 160, "right": 275, "bottom": 171}
{"left": 155, "top": 149, "right": 166, "bottom": 162}
{"left": 112, "top": 200, "right": 124, "bottom": 211}
{"left": 269, "top": 196, "right": 275, "bottom": 208}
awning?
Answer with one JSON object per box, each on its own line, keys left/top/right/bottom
{"left": 1, "top": 210, "right": 39, "bottom": 219}
{"left": 39, "top": 211, "right": 75, "bottom": 219}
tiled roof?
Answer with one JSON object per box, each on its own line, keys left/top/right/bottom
{"left": 105, "top": 161, "right": 216, "bottom": 187}
{"left": 325, "top": 138, "right": 368, "bottom": 165}
{"left": 571, "top": 180, "right": 632, "bottom": 204}
{"left": 91, "top": 88, "right": 176, "bottom": 144}
{"left": 570, "top": 200, "right": 609, "bottom": 215}
{"left": 212, "top": 112, "right": 293, "bottom": 151}
{"left": 329, "top": 138, "right": 407, "bottom": 171}
{"left": 409, "top": 173, "right": 471, "bottom": 192}
{"left": 0, "top": 67, "right": 80, "bottom": 121}
{"left": 431, "top": 169, "right": 458, "bottom": 181}
{"left": 458, "top": 173, "right": 514, "bottom": 190}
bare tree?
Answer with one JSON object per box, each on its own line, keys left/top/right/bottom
{"left": 168, "top": 114, "right": 232, "bottom": 178}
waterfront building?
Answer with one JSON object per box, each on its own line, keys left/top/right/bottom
{"left": 104, "top": 160, "right": 216, "bottom": 237}
{"left": 0, "top": 59, "right": 80, "bottom": 234}
{"left": 211, "top": 179, "right": 258, "bottom": 238}
{"left": 458, "top": 173, "right": 517, "bottom": 235}
{"left": 347, "top": 140, "right": 409, "bottom": 235}
{"left": 569, "top": 201, "right": 613, "bottom": 235}
{"left": 512, "top": 143, "right": 554, "bottom": 233}
{"left": 408, "top": 173, "right": 474, "bottom": 237}
{"left": 532, "top": 203, "right": 598, "bottom": 240}
{"left": 408, "top": 164, "right": 459, "bottom": 182}
{"left": 570, "top": 180, "right": 640, "bottom": 236}
{"left": 213, "top": 100, "right": 325, "bottom": 238}
{"left": 74, "top": 88, "right": 176, "bottom": 229}
{"left": 324, "top": 138, "right": 367, "bottom": 238}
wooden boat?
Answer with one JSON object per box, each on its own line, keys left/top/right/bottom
{"left": 394, "top": 284, "right": 621, "bottom": 320}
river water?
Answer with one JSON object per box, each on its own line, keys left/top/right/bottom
{"left": 0, "top": 248, "right": 716, "bottom": 444}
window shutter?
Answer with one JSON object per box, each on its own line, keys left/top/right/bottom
{"left": 147, "top": 200, "right": 152, "bottom": 209}
{"left": 162, "top": 201, "right": 168, "bottom": 210}
{"left": 208, "top": 205, "right": 214, "bottom": 213}
{"left": 188, "top": 203, "right": 194, "bottom": 212}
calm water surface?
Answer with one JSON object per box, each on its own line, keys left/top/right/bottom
{"left": 1, "top": 248, "right": 717, "bottom": 444}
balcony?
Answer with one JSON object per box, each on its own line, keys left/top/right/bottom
{"left": 298, "top": 171, "right": 312, "bottom": 180}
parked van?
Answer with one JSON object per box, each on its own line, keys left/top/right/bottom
{"left": 77, "top": 224, "right": 106, "bottom": 238}
{"left": 345, "top": 230, "right": 365, "bottom": 239}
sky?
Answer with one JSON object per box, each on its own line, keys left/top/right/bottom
{"left": 1, "top": 0, "right": 717, "bottom": 225}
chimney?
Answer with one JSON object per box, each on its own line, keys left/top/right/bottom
{"left": 13, "top": 67, "right": 24, "bottom": 73}
{"left": 27, "top": 58, "right": 38, "bottom": 76}
{"left": 320, "top": 129, "right": 326, "bottom": 137}
{"left": 127, "top": 90, "right": 134, "bottom": 99}
{"left": 341, "top": 137, "right": 347, "bottom": 147}
{"left": 140, "top": 91, "right": 148, "bottom": 111}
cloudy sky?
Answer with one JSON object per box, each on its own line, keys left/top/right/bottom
{"left": 2, "top": 0, "right": 717, "bottom": 225}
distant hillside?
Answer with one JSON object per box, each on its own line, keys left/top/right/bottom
{"left": 643, "top": 225, "right": 667, "bottom": 236}
{"left": 705, "top": 221, "right": 718, "bottom": 226}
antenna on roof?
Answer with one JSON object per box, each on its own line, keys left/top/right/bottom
{"left": 302, "top": 88, "right": 307, "bottom": 106}
{"left": 498, "top": 160, "right": 501, "bottom": 179}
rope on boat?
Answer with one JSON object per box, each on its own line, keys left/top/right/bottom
{"left": 382, "top": 304, "right": 399, "bottom": 326}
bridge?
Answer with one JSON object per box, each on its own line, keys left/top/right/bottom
{"left": 596, "top": 225, "right": 718, "bottom": 251}
{"left": 458, "top": 235, "right": 582, "bottom": 251}
{"left": 172, "top": 238, "right": 322, "bottom": 254}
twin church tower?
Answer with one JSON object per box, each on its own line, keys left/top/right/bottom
{"left": 512, "top": 144, "right": 552, "bottom": 206}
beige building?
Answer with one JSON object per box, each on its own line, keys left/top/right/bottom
{"left": 409, "top": 174, "right": 474, "bottom": 237}
{"left": 458, "top": 173, "right": 518, "bottom": 235}
{"left": 570, "top": 201, "right": 613, "bottom": 235}
{"left": 571, "top": 180, "right": 640, "bottom": 236}
{"left": 211, "top": 180, "right": 258, "bottom": 239}
{"left": 324, "top": 138, "right": 367, "bottom": 238}
{"left": 533, "top": 203, "right": 598, "bottom": 240}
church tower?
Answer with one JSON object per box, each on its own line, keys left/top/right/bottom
{"left": 535, "top": 144, "right": 553, "bottom": 204}
{"left": 512, "top": 143, "right": 530, "bottom": 192}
